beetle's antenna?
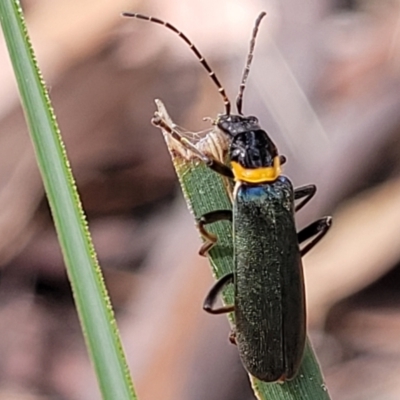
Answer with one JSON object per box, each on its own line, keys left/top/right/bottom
{"left": 123, "top": 13, "right": 231, "bottom": 115}
{"left": 236, "top": 12, "right": 266, "bottom": 115}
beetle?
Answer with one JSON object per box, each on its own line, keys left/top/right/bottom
{"left": 123, "top": 11, "right": 331, "bottom": 382}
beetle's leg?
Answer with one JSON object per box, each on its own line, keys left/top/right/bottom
{"left": 294, "top": 184, "right": 316, "bottom": 212}
{"left": 229, "top": 329, "right": 237, "bottom": 345}
{"left": 203, "top": 273, "right": 234, "bottom": 314}
{"left": 197, "top": 210, "right": 232, "bottom": 256}
{"left": 152, "top": 113, "right": 234, "bottom": 178}
{"left": 206, "top": 158, "right": 235, "bottom": 179}
{"left": 298, "top": 216, "right": 332, "bottom": 256}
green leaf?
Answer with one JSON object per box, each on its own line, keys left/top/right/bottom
{"left": 0, "top": 1, "right": 136, "bottom": 399}
{"left": 154, "top": 99, "right": 330, "bottom": 400}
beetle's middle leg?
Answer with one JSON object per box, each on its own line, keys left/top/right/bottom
{"left": 203, "top": 272, "right": 234, "bottom": 314}
{"left": 298, "top": 216, "right": 332, "bottom": 256}
{"left": 197, "top": 210, "right": 232, "bottom": 256}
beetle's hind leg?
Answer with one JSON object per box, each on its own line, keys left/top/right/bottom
{"left": 228, "top": 329, "right": 237, "bottom": 345}
{"left": 203, "top": 272, "right": 234, "bottom": 314}
{"left": 203, "top": 261, "right": 237, "bottom": 345}
{"left": 197, "top": 210, "right": 232, "bottom": 256}
{"left": 298, "top": 216, "right": 332, "bottom": 256}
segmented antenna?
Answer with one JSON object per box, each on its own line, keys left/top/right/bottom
{"left": 123, "top": 12, "right": 231, "bottom": 115}
{"left": 236, "top": 12, "right": 266, "bottom": 115}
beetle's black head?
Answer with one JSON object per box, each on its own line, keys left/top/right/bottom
{"left": 217, "top": 114, "right": 278, "bottom": 166}
{"left": 217, "top": 114, "right": 260, "bottom": 137}
{"left": 217, "top": 114, "right": 281, "bottom": 183}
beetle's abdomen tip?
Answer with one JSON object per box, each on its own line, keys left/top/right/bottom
{"left": 250, "top": 370, "right": 297, "bottom": 383}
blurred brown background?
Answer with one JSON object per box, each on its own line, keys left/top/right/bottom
{"left": 1, "top": 0, "right": 400, "bottom": 399}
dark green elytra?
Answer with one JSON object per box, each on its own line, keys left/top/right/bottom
{"left": 234, "top": 176, "right": 305, "bottom": 381}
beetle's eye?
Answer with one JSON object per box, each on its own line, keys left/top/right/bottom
{"left": 232, "top": 149, "right": 241, "bottom": 157}
{"left": 248, "top": 116, "right": 258, "bottom": 124}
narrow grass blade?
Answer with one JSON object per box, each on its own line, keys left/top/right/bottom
{"left": 0, "top": 1, "right": 136, "bottom": 399}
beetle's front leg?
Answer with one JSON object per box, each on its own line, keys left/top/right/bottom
{"left": 197, "top": 210, "right": 232, "bottom": 255}
{"left": 294, "top": 184, "right": 316, "bottom": 212}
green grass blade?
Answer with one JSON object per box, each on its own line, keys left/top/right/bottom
{"left": 0, "top": 1, "right": 136, "bottom": 399}
{"left": 155, "top": 100, "right": 330, "bottom": 400}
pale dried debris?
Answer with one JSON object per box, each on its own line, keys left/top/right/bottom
{"left": 153, "top": 99, "right": 229, "bottom": 164}
{"left": 153, "top": 99, "right": 234, "bottom": 204}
